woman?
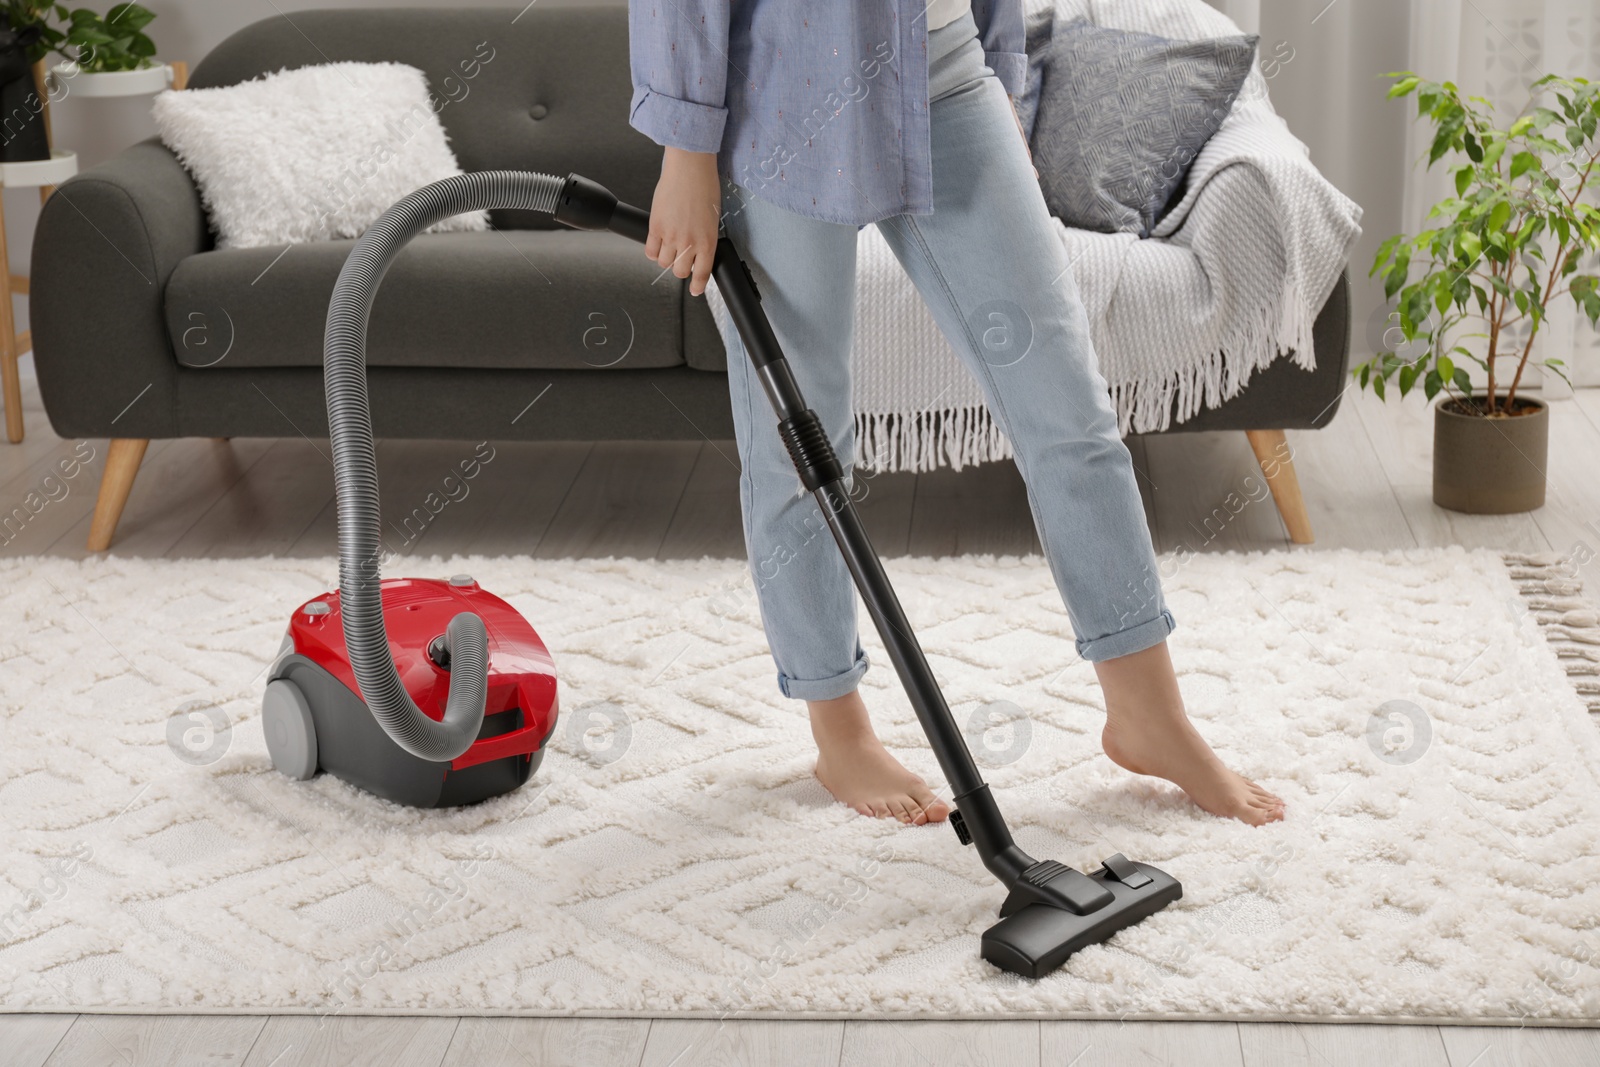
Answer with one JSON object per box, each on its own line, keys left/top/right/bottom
{"left": 629, "top": 0, "right": 1285, "bottom": 827}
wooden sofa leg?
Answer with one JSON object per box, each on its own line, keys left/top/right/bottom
{"left": 1245, "top": 429, "right": 1314, "bottom": 545}
{"left": 1, "top": 339, "right": 20, "bottom": 444}
{"left": 88, "top": 438, "right": 149, "bottom": 552}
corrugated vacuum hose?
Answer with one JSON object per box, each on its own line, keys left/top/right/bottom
{"left": 322, "top": 170, "right": 567, "bottom": 762}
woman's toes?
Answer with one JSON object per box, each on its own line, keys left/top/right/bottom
{"left": 911, "top": 788, "right": 949, "bottom": 823}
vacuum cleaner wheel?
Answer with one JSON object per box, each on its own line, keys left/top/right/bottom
{"left": 263, "top": 678, "right": 318, "bottom": 781}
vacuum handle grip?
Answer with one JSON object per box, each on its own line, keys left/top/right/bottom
{"left": 608, "top": 202, "right": 650, "bottom": 244}
{"left": 554, "top": 173, "right": 651, "bottom": 244}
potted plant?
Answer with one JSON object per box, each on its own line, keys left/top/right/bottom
{"left": 50, "top": 3, "right": 165, "bottom": 95}
{"left": 1358, "top": 72, "right": 1600, "bottom": 514}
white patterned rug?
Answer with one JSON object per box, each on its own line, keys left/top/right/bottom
{"left": 2, "top": 548, "right": 1599, "bottom": 1023}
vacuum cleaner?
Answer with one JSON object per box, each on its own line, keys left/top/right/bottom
{"left": 262, "top": 169, "right": 1181, "bottom": 978}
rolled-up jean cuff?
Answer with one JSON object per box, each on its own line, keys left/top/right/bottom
{"left": 777, "top": 647, "right": 870, "bottom": 701}
{"left": 1075, "top": 609, "right": 1176, "bottom": 663}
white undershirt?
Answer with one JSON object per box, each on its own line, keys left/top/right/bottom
{"left": 926, "top": 0, "right": 970, "bottom": 32}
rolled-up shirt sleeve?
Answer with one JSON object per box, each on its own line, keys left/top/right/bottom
{"left": 972, "top": 0, "right": 1027, "bottom": 97}
{"left": 628, "top": 1, "right": 732, "bottom": 154}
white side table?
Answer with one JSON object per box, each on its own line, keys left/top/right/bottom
{"left": 2, "top": 59, "right": 188, "bottom": 443}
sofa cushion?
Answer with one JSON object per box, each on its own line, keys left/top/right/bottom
{"left": 153, "top": 61, "right": 488, "bottom": 249}
{"left": 164, "top": 230, "right": 686, "bottom": 372}
{"left": 1030, "top": 17, "right": 1258, "bottom": 237}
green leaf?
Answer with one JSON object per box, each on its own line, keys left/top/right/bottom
{"left": 1405, "top": 287, "right": 1432, "bottom": 330}
{"left": 1424, "top": 369, "right": 1442, "bottom": 399}
{"left": 1543, "top": 359, "right": 1576, "bottom": 390}
{"left": 1373, "top": 371, "right": 1387, "bottom": 400}
{"left": 1453, "top": 367, "right": 1474, "bottom": 396}
{"left": 1455, "top": 166, "right": 1473, "bottom": 196}
{"left": 1384, "top": 260, "right": 1409, "bottom": 300}
{"left": 1388, "top": 76, "right": 1420, "bottom": 99}
{"left": 1510, "top": 151, "right": 1538, "bottom": 180}
{"left": 107, "top": 3, "right": 157, "bottom": 33}
{"left": 1398, "top": 363, "right": 1419, "bottom": 396}
{"left": 1370, "top": 233, "right": 1404, "bottom": 276}
{"left": 1489, "top": 200, "right": 1512, "bottom": 232}
{"left": 1438, "top": 354, "right": 1455, "bottom": 381}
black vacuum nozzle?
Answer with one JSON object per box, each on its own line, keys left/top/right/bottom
{"left": 981, "top": 855, "right": 1182, "bottom": 979}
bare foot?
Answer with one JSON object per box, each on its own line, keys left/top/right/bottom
{"left": 807, "top": 691, "right": 950, "bottom": 825}
{"left": 1101, "top": 717, "right": 1284, "bottom": 826}
{"left": 1095, "top": 643, "right": 1285, "bottom": 826}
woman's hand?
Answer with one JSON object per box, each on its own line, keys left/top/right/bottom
{"left": 647, "top": 146, "right": 722, "bottom": 297}
{"left": 1009, "top": 95, "right": 1039, "bottom": 181}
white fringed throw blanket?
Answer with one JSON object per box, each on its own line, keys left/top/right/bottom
{"left": 706, "top": 0, "right": 1363, "bottom": 473}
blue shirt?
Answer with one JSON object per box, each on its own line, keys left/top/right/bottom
{"left": 628, "top": 1, "right": 1026, "bottom": 227}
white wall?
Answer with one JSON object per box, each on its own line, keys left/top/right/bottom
{"left": 14, "top": 0, "right": 1408, "bottom": 359}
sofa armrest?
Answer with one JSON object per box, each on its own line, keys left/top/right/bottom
{"left": 31, "top": 136, "right": 210, "bottom": 439}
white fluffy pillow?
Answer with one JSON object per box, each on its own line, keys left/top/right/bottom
{"left": 152, "top": 61, "right": 488, "bottom": 249}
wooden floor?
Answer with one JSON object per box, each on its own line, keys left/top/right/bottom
{"left": 5, "top": 365, "right": 1600, "bottom": 1064}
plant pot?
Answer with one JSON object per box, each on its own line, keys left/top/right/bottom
{"left": 0, "top": 55, "right": 53, "bottom": 163}
{"left": 48, "top": 61, "right": 172, "bottom": 98}
{"left": 1432, "top": 394, "right": 1548, "bottom": 514}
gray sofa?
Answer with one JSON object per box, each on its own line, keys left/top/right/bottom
{"left": 30, "top": 4, "right": 1350, "bottom": 551}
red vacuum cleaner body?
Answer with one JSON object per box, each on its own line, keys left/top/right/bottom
{"left": 264, "top": 576, "right": 558, "bottom": 807}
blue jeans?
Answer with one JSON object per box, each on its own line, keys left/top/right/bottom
{"left": 715, "top": 10, "right": 1176, "bottom": 701}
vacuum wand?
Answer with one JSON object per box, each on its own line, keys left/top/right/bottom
{"left": 552, "top": 173, "right": 1182, "bottom": 979}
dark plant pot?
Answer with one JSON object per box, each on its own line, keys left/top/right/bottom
{"left": 1432, "top": 394, "right": 1548, "bottom": 514}
{"left": 0, "top": 52, "right": 52, "bottom": 163}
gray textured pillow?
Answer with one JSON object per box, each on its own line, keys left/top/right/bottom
{"left": 1029, "top": 18, "right": 1259, "bottom": 237}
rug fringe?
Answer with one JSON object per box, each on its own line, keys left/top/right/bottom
{"left": 1503, "top": 551, "right": 1600, "bottom": 713}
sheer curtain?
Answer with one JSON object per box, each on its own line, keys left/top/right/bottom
{"left": 1203, "top": 0, "right": 1600, "bottom": 387}
{"left": 1400, "top": 0, "right": 1600, "bottom": 389}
